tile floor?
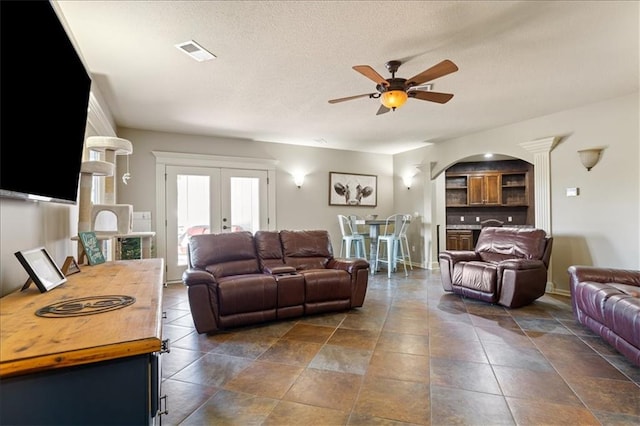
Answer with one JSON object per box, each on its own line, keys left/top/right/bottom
{"left": 160, "top": 268, "right": 639, "bottom": 425}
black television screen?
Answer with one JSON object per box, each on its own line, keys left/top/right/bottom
{"left": 0, "top": 0, "right": 92, "bottom": 204}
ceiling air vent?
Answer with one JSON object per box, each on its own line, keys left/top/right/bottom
{"left": 175, "top": 40, "right": 216, "bottom": 62}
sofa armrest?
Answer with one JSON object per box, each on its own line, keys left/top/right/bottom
{"left": 327, "top": 258, "right": 369, "bottom": 274}
{"left": 263, "top": 265, "right": 297, "bottom": 275}
{"left": 568, "top": 265, "right": 640, "bottom": 288}
{"left": 182, "top": 268, "right": 217, "bottom": 287}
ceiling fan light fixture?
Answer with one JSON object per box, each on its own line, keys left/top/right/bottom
{"left": 380, "top": 90, "right": 408, "bottom": 110}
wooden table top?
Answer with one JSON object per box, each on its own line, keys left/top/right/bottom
{"left": 0, "top": 258, "right": 165, "bottom": 378}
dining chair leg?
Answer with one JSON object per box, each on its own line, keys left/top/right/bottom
{"left": 387, "top": 239, "right": 393, "bottom": 278}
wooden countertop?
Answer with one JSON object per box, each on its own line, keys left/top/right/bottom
{"left": 0, "top": 258, "right": 165, "bottom": 378}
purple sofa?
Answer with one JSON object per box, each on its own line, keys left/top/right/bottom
{"left": 568, "top": 265, "right": 640, "bottom": 366}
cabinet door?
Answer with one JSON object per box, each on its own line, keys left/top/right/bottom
{"left": 446, "top": 230, "right": 473, "bottom": 250}
{"left": 468, "top": 176, "right": 484, "bottom": 205}
{"left": 468, "top": 174, "right": 500, "bottom": 205}
{"left": 484, "top": 174, "right": 501, "bottom": 205}
{"left": 459, "top": 232, "right": 473, "bottom": 250}
{"left": 446, "top": 232, "right": 461, "bottom": 250}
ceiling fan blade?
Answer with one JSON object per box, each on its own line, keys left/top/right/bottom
{"left": 376, "top": 105, "right": 390, "bottom": 115}
{"left": 406, "top": 59, "right": 458, "bottom": 87}
{"left": 409, "top": 90, "right": 454, "bottom": 104}
{"left": 328, "top": 93, "right": 375, "bottom": 104}
{"left": 353, "top": 65, "right": 389, "bottom": 86}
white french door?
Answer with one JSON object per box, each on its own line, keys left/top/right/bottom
{"left": 164, "top": 165, "right": 269, "bottom": 282}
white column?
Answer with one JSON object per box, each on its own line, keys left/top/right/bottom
{"left": 519, "top": 136, "right": 559, "bottom": 292}
{"left": 519, "top": 136, "right": 559, "bottom": 235}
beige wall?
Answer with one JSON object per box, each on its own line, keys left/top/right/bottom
{"left": 1, "top": 92, "right": 638, "bottom": 296}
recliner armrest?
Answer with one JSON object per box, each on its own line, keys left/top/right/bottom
{"left": 438, "top": 250, "right": 480, "bottom": 263}
{"left": 182, "top": 268, "right": 217, "bottom": 287}
{"left": 327, "top": 258, "right": 369, "bottom": 274}
{"left": 498, "top": 258, "right": 545, "bottom": 271}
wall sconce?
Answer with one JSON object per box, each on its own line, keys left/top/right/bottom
{"left": 402, "top": 175, "right": 413, "bottom": 190}
{"left": 578, "top": 148, "right": 603, "bottom": 171}
{"left": 293, "top": 173, "right": 305, "bottom": 188}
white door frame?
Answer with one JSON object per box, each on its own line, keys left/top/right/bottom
{"left": 153, "top": 151, "right": 277, "bottom": 280}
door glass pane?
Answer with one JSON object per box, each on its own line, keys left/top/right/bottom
{"left": 177, "top": 174, "right": 210, "bottom": 265}
{"left": 230, "top": 177, "right": 259, "bottom": 233}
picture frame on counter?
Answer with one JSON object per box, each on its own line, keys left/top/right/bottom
{"left": 15, "top": 247, "right": 67, "bottom": 293}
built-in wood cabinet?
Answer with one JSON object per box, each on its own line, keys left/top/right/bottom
{"left": 446, "top": 230, "right": 474, "bottom": 250}
{"left": 446, "top": 171, "right": 528, "bottom": 207}
{"left": 443, "top": 160, "right": 535, "bottom": 248}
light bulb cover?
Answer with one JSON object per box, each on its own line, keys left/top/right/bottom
{"left": 380, "top": 90, "right": 408, "bottom": 109}
{"left": 578, "top": 148, "right": 603, "bottom": 171}
{"left": 293, "top": 173, "right": 305, "bottom": 188}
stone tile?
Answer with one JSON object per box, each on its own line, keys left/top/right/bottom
{"left": 354, "top": 376, "right": 430, "bottom": 424}
{"left": 170, "top": 352, "right": 252, "bottom": 387}
{"left": 210, "top": 333, "right": 278, "bottom": 359}
{"left": 257, "top": 339, "right": 323, "bottom": 367}
{"left": 326, "top": 327, "right": 379, "bottom": 350}
{"left": 566, "top": 375, "right": 640, "bottom": 416}
{"left": 430, "top": 336, "right": 489, "bottom": 364}
{"left": 309, "top": 344, "right": 373, "bottom": 375}
{"left": 283, "top": 368, "right": 362, "bottom": 411}
{"left": 281, "top": 323, "right": 336, "bottom": 343}
{"left": 483, "top": 341, "right": 555, "bottom": 372}
{"left": 223, "top": 361, "right": 304, "bottom": 399}
{"left": 513, "top": 317, "right": 572, "bottom": 334}
{"left": 375, "top": 331, "right": 430, "bottom": 356}
{"left": 159, "top": 379, "right": 219, "bottom": 426}
{"left": 161, "top": 346, "right": 205, "bottom": 379}
{"left": 547, "top": 351, "right": 632, "bottom": 381}
{"left": 506, "top": 397, "right": 600, "bottom": 425}
{"left": 367, "top": 350, "right": 430, "bottom": 383}
{"left": 180, "top": 389, "right": 277, "bottom": 425}
{"left": 474, "top": 325, "right": 535, "bottom": 348}
{"left": 430, "top": 357, "right": 501, "bottom": 395}
{"left": 493, "top": 365, "right": 584, "bottom": 406}
{"left": 264, "top": 400, "right": 349, "bottom": 425}
{"left": 430, "top": 385, "right": 514, "bottom": 425}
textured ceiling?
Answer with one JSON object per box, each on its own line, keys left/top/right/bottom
{"left": 55, "top": 1, "right": 639, "bottom": 155}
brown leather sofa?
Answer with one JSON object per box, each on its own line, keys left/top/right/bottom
{"left": 439, "top": 227, "right": 553, "bottom": 308}
{"left": 568, "top": 265, "right": 640, "bottom": 366}
{"left": 182, "top": 230, "right": 369, "bottom": 334}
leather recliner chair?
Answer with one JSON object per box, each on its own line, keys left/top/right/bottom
{"left": 439, "top": 227, "right": 553, "bottom": 308}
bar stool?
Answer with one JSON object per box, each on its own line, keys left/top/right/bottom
{"left": 374, "top": 214, "right": 410, "bottom": 277}
{"left": 337, "top": 214, "right": 367, "bottom": 258}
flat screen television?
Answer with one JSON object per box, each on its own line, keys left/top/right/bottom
{"left": 0, "top": 0, "right": 92, "bottom": 205}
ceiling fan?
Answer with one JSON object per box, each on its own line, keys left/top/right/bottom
{"left": 328, "top": 59, "right": 458, "bottom": 115}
